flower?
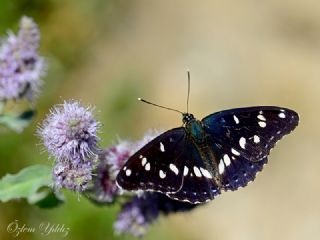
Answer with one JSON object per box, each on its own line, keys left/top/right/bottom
{"left": 106, "top": 130, "right": 162, "bottom": 175}
{"left": 132, "top": 129, "right": 162, "bottom": 153}
{"left": 38, "top": 101, "right": 101, "bottom": 163}
{"left": 0, "top": 16, "right": 46, "bottom": 101}
{"left": 90, "top": 130, "right": 163, "bottom": 203}
{"left": 104, "top": 140, "right": 133, "bottom": 175}
{"left": 39, "top": 100, "right": 101, "bottom": 192}
{"left": 114, "top": 194, "right": 159, "bottom": 237}
{"left": 53, "top": 161, "right": 93, "bottom": 192}
{"left": 91, "top": 141, "right": 133, "bottom": 203}
{"left": 114, "top": 193, "right": 197, "bottom": 237}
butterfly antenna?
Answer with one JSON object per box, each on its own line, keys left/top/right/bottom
{"left": 138, "top": 98, "right": 183, "bottom": 114}
{"left": 187, "top": 70, "right": 191, "bottom": 113}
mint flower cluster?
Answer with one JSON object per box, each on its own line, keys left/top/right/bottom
{"left": 38, "top": 101, "right": 101, "bottom": 192}
{"left": 0, "top": 16, "right": 45, "bottom": 101}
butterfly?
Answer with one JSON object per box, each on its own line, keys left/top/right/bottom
{"left": 116, "top": 75, "right": 299, "bottom": 204}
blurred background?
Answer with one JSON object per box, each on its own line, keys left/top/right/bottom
{"left": 0, "top": 0, "right": 318, "bottom": 239}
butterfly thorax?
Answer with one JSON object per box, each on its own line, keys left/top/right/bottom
{"left": 183, "top": 113, "right": 206, "bottom": 143}
{"left": 183, "top": 113, "right": 222, "bottom": 186}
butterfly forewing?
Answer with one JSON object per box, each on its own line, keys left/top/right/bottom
{"left": 116, "top": 128, "right": 186, "bottom": 193}
{"left": 202, "top": 106, "right": 299, "bottom": 190}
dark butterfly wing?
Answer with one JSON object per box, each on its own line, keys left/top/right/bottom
{"left": 202, "top": 106, "right": 299, "bottom": 191}
{"left": 167, "top": 140, "right": 221, "bottom": 204}
{"left": 116, "top": 128, "right": 186, "bottom": 193}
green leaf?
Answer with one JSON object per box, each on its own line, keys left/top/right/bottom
{"left": 33, "top": 189, "right": 65, "bottom": 209}
{"left": 0, "top": 165, "right": 53, "bottom": 202}
{"left": 0, "top": 109, "right": 35, "bottom": 132}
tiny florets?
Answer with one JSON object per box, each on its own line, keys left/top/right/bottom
{"left": 114, "top": 195, "right": 159, "bottom": 237}
{"left": 38, "top": 101, "right": 101, "bottom": 162}
{"left": 132, "top": 129, "right": 163, "bottom": 153}
{"left": 91, "top": 141, "right": 133, "bottom": 203}
{"left": 0, "top": 16, "right": 46, "bottom": 101}
{"left": 53, "top": 161, "right": 93, "bottom": 192}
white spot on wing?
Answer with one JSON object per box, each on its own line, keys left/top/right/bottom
{"left": 160, "top": 142, "right": 165, "bottom": 152}
{"left": 183, "top": 166, "right": 188, "bottom": 176}
{"left": 258, "top": 121, "right": 267, "bottom": 128}
{"left": 125, "top": 169, "right": 131, "bottom": 176}
{"left": 233, "top": 115, "right": 240, "bottom": 124}
{"left": 193, "top": 166, "right": 202, "bottom": 177}
{"left": 239, "top": 137, "right": 246, "bottom": 149}
{"left": 223, "top": 154, "right": 231, "bottom": 166}
{"left": 231, "top": 148, "right": 240, "bottom": 156}
{"left": 145, "top": 162, "right": 151, "bottom": 171}
{"left": 169, "top": 163, "right": 179, "bottom": 175}
{"left": 141, "top": 157, "right": 147, "bottom": 166}
{"left": 159, "top": 170, "right": 166, "bottom": 179}
{"left": 200, "top": 167, "right": 212, "bottom": 179}
{"left": 278, "top": 113, "right": 286, "bottom": 118}
{"left": 257, "top": 114, "right": 266, "bottom": 121}
{"left": 218, "top": 160, "right": 225, "bottom": 174}
{"left": 253, "top": 135, "right": 260, "bottom": 143}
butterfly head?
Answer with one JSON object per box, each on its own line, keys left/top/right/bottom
{"left": 182, "top": 113, "right": 195, "bottom": 124}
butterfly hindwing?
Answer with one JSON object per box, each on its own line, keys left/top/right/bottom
{"left": 208, "top": 138, "right": 268, "bottom": 190}
{"left": 116, "top": 128, "right": 186, "bottom": 193}
{"left": 167, "top": 140, "right": 221, "bottom": 203}
{"left": 202, "top": 106, "right": 299, "bottom": 190}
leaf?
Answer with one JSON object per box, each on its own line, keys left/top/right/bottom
{"left": 32, "top": 189, "right": 65, "bottom": 209}
{"left": 0, "top": 109, "right": 35, "bottom": 132}
{"left": 0, "top": 165, "right": 53, "bottom": 202}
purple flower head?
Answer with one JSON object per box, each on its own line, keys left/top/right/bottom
{"left": 114, "top": 194, "right": 159, "bottom": 237}
{"left": 133, "top": 129, "right": 163, "bottom": 153}
{"left": 106, "top": 129, "right": 162, "bottom": 175}
{"left": 91, "top": 141, "right": 133, "bottom": 203}
{"left": 104, "top": 140, "right": 133, "bottom": 175}
{"left": 38, "top": 101, "right": 101, "bottom": 163}
{"left": 0, "top": 16, "right": 46, "bottom": 101}
{"left": 90, "top": 130, "right": 163, "bottom": 203}
{"left": 114, "top": 193, "right": 197, "bottom": 237}
{"left": 53, "top": 161, "right": 93, "bottom": 192}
